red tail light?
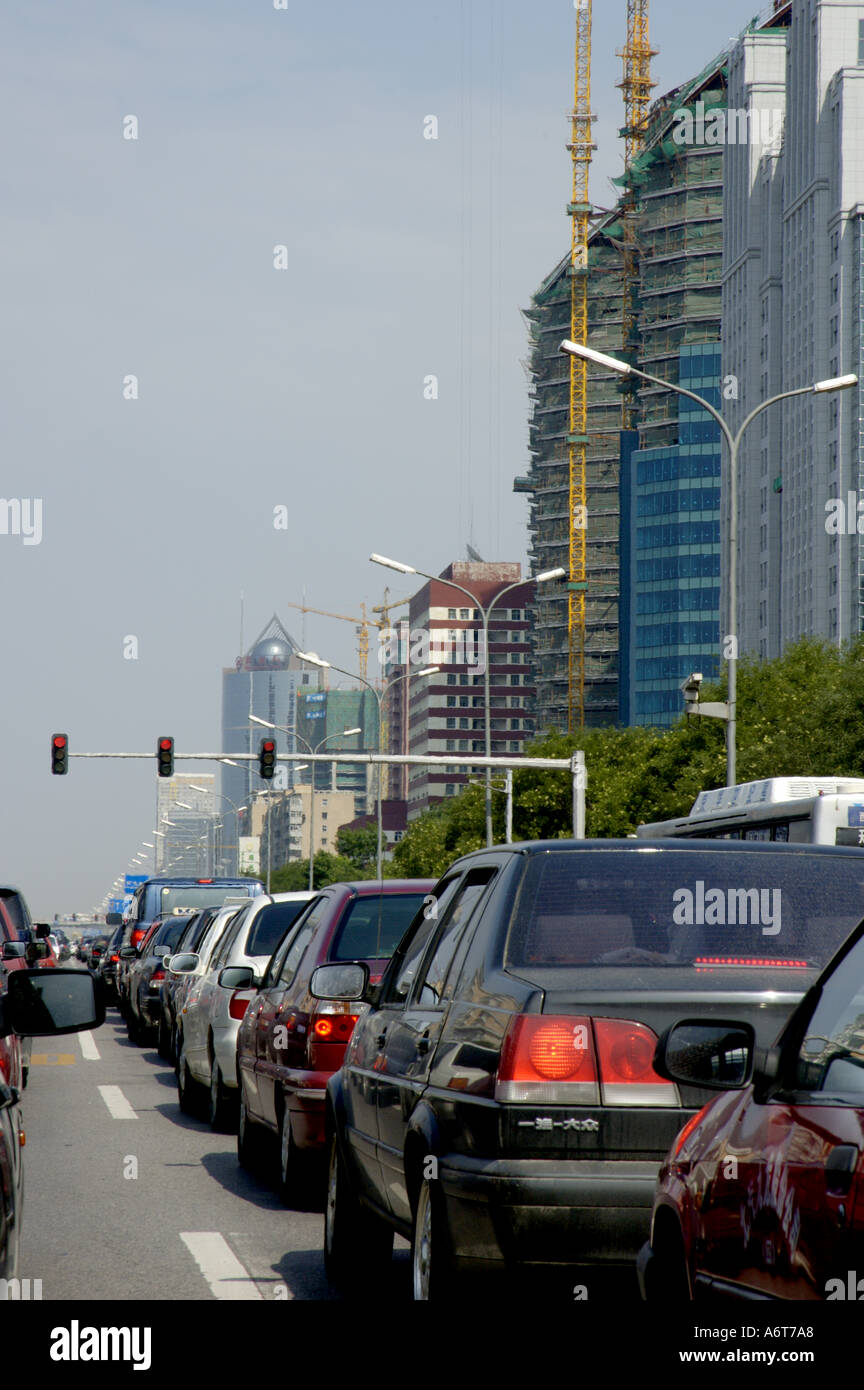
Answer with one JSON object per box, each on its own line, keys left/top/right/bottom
{"left": 131, "top": 928, "right": 146, "bottom": 947}
{"left": 592, "top": 1018, "right": 675, "bottom": 1105}
{"left": 110, "top": 954, "right": 119, "bottom": 963}
{"left": 229, "top": 992, "right": 251, "bottom": 1021}
{"left": 694, "top": 956, "right": 807, "bottom": 969}
{"left": 312, "top": 1013, "right": 358, "bottom": 1043}
{"left": 496, "top": 1015, "right": 678, "bottom": 1107}
{"left": 151, "top": 968, "right": 165, "bottom": 983}
{"left": 496, "top": 1016, "right": 598, "bottom": 1103}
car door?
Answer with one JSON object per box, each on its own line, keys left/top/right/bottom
{"left": 697, "top": 930, "right": 864, "bottom": 1299}
{"left": 185, "top": 908, "right": 250, "bottom": 1074}
{"left": 240, "top": 922, "right": 301, "bottom": 1119}
{"left": 374, "top": 867, "right": 499, "bottom": 1221}
{"left": 250, "top": 898, "right": 326, "bottom": 1125}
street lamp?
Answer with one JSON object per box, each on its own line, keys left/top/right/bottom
{"left": 560, "top": 339, "right": 858, "bottom": 785}
{"left": 371, "top": 553, "right": 565, "bottom": 847}
{"left": 189, "top": 785, "right": 248, "bottom": 876}
{"left": 251, "top": 714, "right": 365, "bottom": 889}
{"left": 296, "top": 653, "right": 438, "bottom": 878}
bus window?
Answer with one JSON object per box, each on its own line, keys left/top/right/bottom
{"left": 744, "top": 827, "right": 771, "bottom": 841}
{"left": 772, "top": 824, "right": 790, "bottom": 842}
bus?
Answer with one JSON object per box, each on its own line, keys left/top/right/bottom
{"left": 635, "top": 776, "right": 864, "bottom": 847}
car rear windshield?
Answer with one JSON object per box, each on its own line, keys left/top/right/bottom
{"left": 156, "top": 886, "right": 256, "bottom": 915}
{"left": 330, "top": 894, "right": 427, "bottom": 961}
{"left": 151, "top": 918, "right": 190, "bottom": 952}
{"left": 505, "top": 848, "right": 864, "bottom": 987}
{"left": 245, "top": 901, "right": 311, "bottom": 959}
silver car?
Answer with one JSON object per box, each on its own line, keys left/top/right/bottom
{"left": 173, "top": 892, "right": 315, "bottom": 1129}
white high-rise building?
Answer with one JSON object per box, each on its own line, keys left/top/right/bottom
{"left": 723, "top": 0, "right": 864, "bottom": 659}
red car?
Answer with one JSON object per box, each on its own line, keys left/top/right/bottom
{"left": 234, "top": 880, "right": 435, "bottom": 1203}
{"left": 639, "top": 911, "right": 864, "bottom": 1301}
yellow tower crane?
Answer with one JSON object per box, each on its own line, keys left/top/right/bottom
{"left": 283, "top": 597, "right": 409, "bottom": 685}
{"left": 566, "top": 0, "right": 595, "bottom": 733}
{"left": 617, "top": 0, "right": 656, "bottom": 429}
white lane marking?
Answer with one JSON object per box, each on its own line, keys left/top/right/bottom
{"left": 180, "top": 1233, "right": 264, "bottom": 1301}
{"left": 78, "top": 1030, "right": 100, "bottom": 1060}
{"left": 97, "top": 1085, "right": 137, "bottom": 1120}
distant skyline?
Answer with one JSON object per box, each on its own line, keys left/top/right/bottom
{"left": 1, "top": 1, "right": 770, "bottom": 915}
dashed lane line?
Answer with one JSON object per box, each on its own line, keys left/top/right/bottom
{"left": 97, "top": 1084, "right": 137, "bottom": 1120}
{"left": 180, "top": 1233, "right": 264, "bottom": 1301}
{"left": 78, "top": 1030, "right": 100, "bottom": 1060}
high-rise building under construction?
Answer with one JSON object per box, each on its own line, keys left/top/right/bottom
{"left": 517, "top": 2, "right": 793, "bottom": 732}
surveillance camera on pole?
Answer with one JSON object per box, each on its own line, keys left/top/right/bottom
{"left": 681, "top": 671, "right": 729, "bottom": 722}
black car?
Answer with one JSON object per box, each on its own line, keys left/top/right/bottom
{"left": 96, "top": 925, "right": 127, "bottom": 1006}
{"left": 318, "top": 839, "right": 864, "bottom": 1299}
{"left": 123, "top": 915, "right": 193, "bottom": 1046}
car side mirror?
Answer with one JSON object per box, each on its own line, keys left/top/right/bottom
{"left": 654, "top": 1019, "right": 755, "bottom": 1091}
{"left": 32, "top": 924, "right": 51, "bottom": 939}
{"left": 1, "top": 942, "right": 26, "bottom": 962}
{"left": 106, "top": 913, "right": 122, "bottom": 927}
{"left": 119, "top": 946, "right": 138, "bottom": 959}
{"left": 218, "top": 966, "right": 255, "bottom": 990}
{"left": 310, "top": 962, "right": 370, "bottom": 1002}
{"left": 167, "top": 953, "right": 199, "bottom": 975}
{"left": 1, "top": 968, "right": 105, "bottom": 1037}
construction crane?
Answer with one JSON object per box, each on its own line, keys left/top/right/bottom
{"left": 617, "top": 1, "right": 656, "bottom": 429}
{"left": 566, "top": 0, "right": 596, "bottom": 733}
{"left": 283, "top": 596, "right": 409, "bottom": 684}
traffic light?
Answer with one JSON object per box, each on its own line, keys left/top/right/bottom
{"left": 157, "top": 736, "right": 174, "bottom": 777}
{"left": 51, "top": 733, "right": 68, "bottom": 775}
{"left": 259, "top": 738, "right": 276, "bottom": 779}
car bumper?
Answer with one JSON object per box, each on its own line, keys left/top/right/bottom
{"left": 438, "top": 1156, "right": 659, "bottom": 1268}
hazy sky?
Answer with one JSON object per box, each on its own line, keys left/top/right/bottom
{"left": 2, "top": 0, "right": 769, "bottom": 916}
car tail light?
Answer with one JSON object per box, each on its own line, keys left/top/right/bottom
{"left": 593, "top": 1018, "right": 677, "bottom": 1106}
{"left": 131, "top": 928, "right": 147, "bottom": 947}
{"left": 150, "top": 968, "right": 165, "bottom": 983}
{"left": 229, "top": 992, "right": 251, "bottom": 1021}
{"left": 495, "top": 1016, "right": 599, "bottom": 1104}
{"left": 694, "top": 956, "right": 807, "bottom": 969}
{"left": 311, "top": 1011, "right": 359, "bottom": 1043}
{"left": 110, "top": 954, "right": 119, "bottom": 963}
{"left": 496, "top": 1015, "right": 679, "bottom": 1107}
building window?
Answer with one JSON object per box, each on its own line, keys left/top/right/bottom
{"left": 459, "top": 674, "right": 470, "bottom": 685}
{"left": 459, "top": 696, "right": 469, "bottom": 707}
{"left": 511, "top": 674, "right": 520, "bottom": 686}
{"left": 448, "top": 608, "right": 456, "bottom": 619}
{"left": 473, "top": 675, "right": 483, "bottom": 685}
{"left": 446, "top": 717, "right": 456, "bottom": 729}
{"left": 510, "top": 719, "right": 520, "bottom": 730}
{"left": 447, "top": 674, "right": 457, "bottom": 686}
{"left": 446, "top": 696, "right": 456, "bottom": 707}
{"left": 445, "top": 784, "right": 455, "bottom": 795}
{"left": 472, "top": 697, "right": 483, "bottom": 707}
{"left": 511, "top": 609, "right": 522, "bottom": 620}
{"left": 459, "top": 608, "right": 470, "bottom": 619}
{"left": 459, "top": 718, "right": 469, "bottom": 728}
{"left": 446, "top": 739, "right": 457, "bottom": 751}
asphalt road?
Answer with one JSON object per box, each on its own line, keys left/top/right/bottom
{"left": 17, "top": 988, "right": 411, "bottom": 1302}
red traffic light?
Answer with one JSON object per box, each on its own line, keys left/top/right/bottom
{"left": 51, "top": 733, "right": 69, "bottom": 775}
{"left": 157, "top": 736, "right": 174, "bottom": 777}
{"left": 259, "top": 738, "right": 277, "bottom": 779}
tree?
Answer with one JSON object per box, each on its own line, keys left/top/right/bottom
{"left": 269, "top": 851, "right": 359, "bottom": 892}
{"left": 335, "top": 825, "right": 378, "bottom": 874}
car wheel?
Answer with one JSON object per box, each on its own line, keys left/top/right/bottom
{"left": 126, "top": 1008, "right": 142, "bottom": 1045}
{"left": 157, "top": 1017, "right": 172, "bottom": 1061}
{"left": 177, "top": 1043, "right": 204, "bottom": 1117}
{"left": 411, "top": 1176, "right": 456, "bottom": 1301}
{"left": 237, "top": 1091, "right": 266, "bottom": 1171}
{"left": 323, "top": 1135, "right": 393, "bottom": 1290}
{"left": 646, "top": 1228, "right": 692, "bottom": 1301}
{"left": 208, "top": 1062, "right": 237, "bottom": 1133}
{"left": 277, "top": 1107, "right": 311, "bottom": 1206}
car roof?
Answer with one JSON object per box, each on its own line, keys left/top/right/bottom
{"left": 449, "top": 838, "right": 864, "bottom": 860}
